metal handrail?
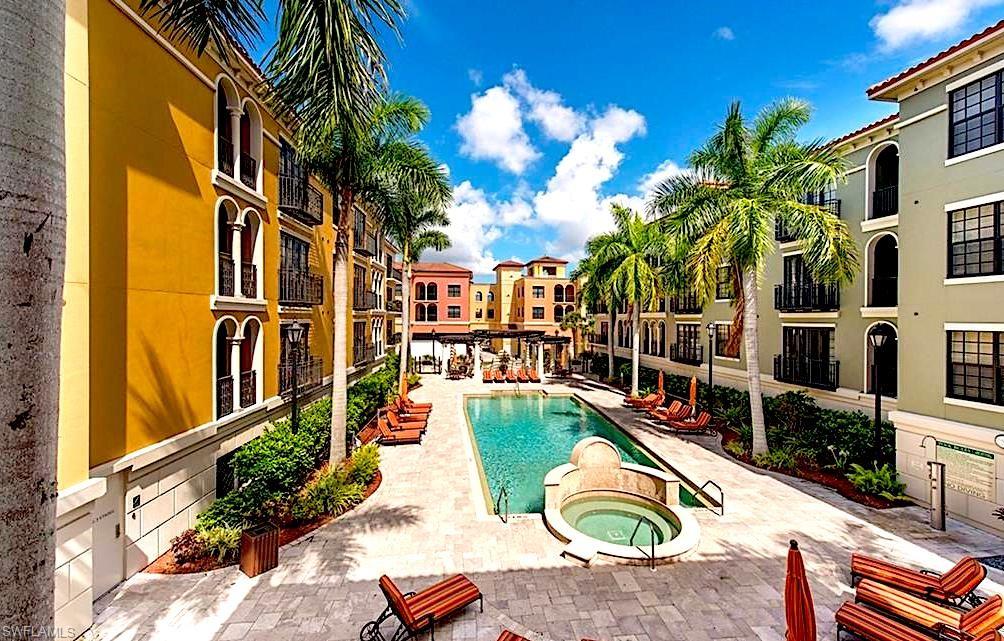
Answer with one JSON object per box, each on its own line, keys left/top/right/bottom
{"left": 697, "top": 480, "right": 725, "bottom": 516}
{"left": 629, "top": 515, "right": 657, "bottom": 571}
{"left": 495, "top": 485, "right": 509, "bottom": 524}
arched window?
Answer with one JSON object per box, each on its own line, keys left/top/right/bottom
{"left": 239, "top": 319, "right": 261, "bottom": 408}
{"left": 238, "top": 100, "right": 263, "bottom": 192}
{"left": 866, "top": 233, "right": 898, "bottom": 307}
{"left": 658, "top": 321, "right": 666, "bottom": 357}
{"left": 475, "top": 291, "right": 483, "bottom": 302}
{"left": 554, "top": 305, "right": 564, "bottom": 322}
{"left": 866, "top": 142, "right": 899, "bottom": 220}
{"left": 215, "top": 78, "right": 238, "bottom": 177}
{"left": 415, "top": 282, "right": 426, "bottom": 301}
{"left": 240, "top": 209, "right": 262, "bottom": 298}
{"left": 214, "top": 318, "right": 238, "bottom": 419}
{"left": 426, "top": 303, "right": 438, "bottom": 322}
{"left": 565, "top": 284, "right": 575, "bottom": 301}
{"left": 554, "top": 284, "right": 564, "bottom": 302}
{"left": 642, "top": 322, "right": 651, "bottom": 354}
{"left": 415, "top": 303, "right": 426, "bottom": 322}
{"left": 426, "top": 283, "right": 438, "bottom": 300}
{"left": 565, "top": 304, "right": 574, "bottom": 317}
{"left": 216, "top": 199, "right": 238, "bottom": 297}
{"left": 487, "top": 291, "right": 495, "bottom": 302}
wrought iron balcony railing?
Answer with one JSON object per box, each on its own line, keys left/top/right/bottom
{"left": 239, "top": 152, "right": 258, "bottom": 189}
{"left": 872, "top": 185, "right": 898, "bottom": 218}
{"left": 773, "top": 283, "right": 840, "bottom": 312}
{"left": 353, "top": 228, "right": 378, "bottom": 256}
{"left": 386, "top": 299, "right": 402, "bottom": 313}
{"left": 219, "top": 254, "right": 235, "bottom": 297}
{"left": 278, "top": 355, "right": 322, "bottom": 394}
{"left": 279, "top": 269, "right": 323, "bottom": 306}
{"left": 239, "top": 370, "right": 256, "bottom": 408}
{"left": 218, "top": 137, "right": 234, "bottom": 176}
{"left": 353, "top": 290, "right": 378, "bottom": 311}
{"left": 241, "top": 262, "right": 257, "bottom": 298}
{"left": 773, "top": 354, "right": 839, "bottom": 391}
{"left": 216, "top": 375, "right": 234, "bottom": 418}
{"left": 278, "top": 174, "right": 323, "bottom": 225}
{"left": 669, "top": 294, "right": 702, "bottom": 315}
{"left": 670, "top": 343, "right": 703, "bottom": 365}
{"left": 869, "top": 276, "right": 898, "bottom": 307}
{"left": 353, "top": 344, "right": 377, "bottom": 366}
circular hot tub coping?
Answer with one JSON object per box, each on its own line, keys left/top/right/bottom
{"left": 544, "top": 489, "right": 701, "bottom": 566}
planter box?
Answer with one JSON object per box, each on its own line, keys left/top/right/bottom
{"left": 240, "top": 522, "right": 279, "bottom": 578}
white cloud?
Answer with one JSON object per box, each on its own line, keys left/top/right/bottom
{"left": 423, "top": 181, "right": 503, "bottom": 276}
{"left": 714, "top": 26, "right": 735, "bottom": 40}
{"left": 504, "top": 69, "right": 586, "bottom": 142}
{"left": 456, "top": 86, "right": 540, "bottom": 174}
{"left": 637, "top": 160, "right": 689, "bottom": 196}
{"left": 467, "top": 68, "right": 483, "bottom": 86}
{"left": 870, "top": 0, "right": 1003, "bottom": 51}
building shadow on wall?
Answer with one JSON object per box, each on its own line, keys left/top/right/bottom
{"left": 128, "top": 335, "right": 199, "bottom": 447}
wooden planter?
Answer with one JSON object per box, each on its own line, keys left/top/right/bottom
{"left": 239, "top": 522, "right": 279, "bottom": 578}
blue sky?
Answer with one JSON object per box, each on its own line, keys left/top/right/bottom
{"left": 255, "top": 1, "right": 1004, "bottom": 278}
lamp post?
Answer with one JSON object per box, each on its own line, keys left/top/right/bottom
{"left": 706, "top": 322, "right": 716, "bottom": 414}
{"left": 286, "top": 321, "right": 303, "bottom": 433}
{"left": 431, "top": 328, "right": 437, "bottom": 374}
{"left": 869, "top": 331, "right": 888, "bottom": 463}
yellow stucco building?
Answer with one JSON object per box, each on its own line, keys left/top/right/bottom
{"left": 54, "top": 0, "right": 401, "bottom": 634}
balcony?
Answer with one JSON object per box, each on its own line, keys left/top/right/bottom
{"left": 872, "top": 185, "right": 897, "bottom": 218}
{"left": 388, "top": 332, "right": 401, "bottom": 345}
{"left": 241, "top": 262, "right": 257, "bottom": 298}
{"left": 279, "top": 269, "right": 324, "bottom": 306}
{"left": 670, "top": 343, "right": 703, "bottom": 365}
{"left": 219, "top": 254, "right": 235, "bottom": 297}
{"left": 239, "top": 370, "right": 256, "bottom": 408}
{"left": 353, "top": 228, "right": 377, "bottom": 256}
{"left": 776, "top": 199, "right": 842, "bottom": 241}
{"left": 239, "top": 152, "right": 258, "bottom": 190}
{"left": 669, "top": 294, "right": 702, "bottom": 315}
{"left": 218, "top": 137, "right": 234, "bottom": 176}
{"left": 773, "top": 354, "right": 839, "bottom": 391}
{"left": 353, "top": 289, "right": 377, "bottom": 311}
{"left": 279, "top": 355, "right": 322, "bottom": 394}
{"left": 278, "top": 174, "right": 324, "bottom": 226}
{"left": 773, "top": 283, "right": 839, "bottom": 312}
{"left": 216, "top": 375, "right": 234, "bottom": 418}
{"left": 353, "top": 344, "right": 376, "bottom": 366}
{"left": 389, "top": 266, "right": 403, "bottom": 281}
{"left": 869, "top": 276, "right": 897, "bottom": 307}
{"left": 386, "top": 299, "right": 402, "bottom": 313}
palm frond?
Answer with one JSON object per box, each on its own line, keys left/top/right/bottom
{"left": 139, "top": 0, "right": 265, "bottom": 58}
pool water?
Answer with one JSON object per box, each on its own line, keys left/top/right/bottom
{"left": 561, "top": 495, "right": 681, "bottom": 546}
{"left": 466, "top": 393, "right": 696, "bottom": 513}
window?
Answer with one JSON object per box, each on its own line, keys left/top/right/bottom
{"left": 676, "top": 323, "right": 699, "bottom": 349}
{"left": 475, "top": 291, "right": 483, "bottom": 302}
{"left": 782, "top": 326, "right": 833, "bottom": 361}
{"left": 415, "top": 282, "right": 426, "bottom": 300}
{"left": 475, "top": 309, "right": 483, "bottom": 319}
{"left": 714, "top": 324, "right": 739, "bottom": 358}
{"left": 716, "top": 266, "right": 733, "bottom": 300}
{"left": 448, "top": 284, "right": 461, "bottom": 297}
{"left": 447, "top": 305, "right": 461, "bottom": 319}
{"left": 415, "top": 304, "right": 426, "bottom": 322}
{"left": 532, "top": 286, "right": 544, "bottom": 298}
{"left": 947, "top": 330, "right": 1002, "bottom": 405}
{"left": 949, "top": 72, "right": 1002, "bottom": 158}
{"left": 426, "top": 303, "right": 438, "bottom": 322}
{"left": 554, "top": 284, "right": 565, "bottom": 302}
{"left": 487, "top": 308, "right": 495, "bottom": 319}
{"left": 280, "top": 233, "right": 309, "bottom": 272}
{"left": 426, "top": 283, "right": 438, "bottom": 300}
{"left": 948, "top": 201, "right": 1002, "bottom": 277}
{"left": 487, "top": 291, "right": 495, "bottom": 302}
{"left": 544, "top": 266, "right": 557, "bottom": 276}
{"left": 554, "top": 305, "right": 565, "bottom": 322}
{"left": 532, "top": 307, "right": 545, "bottom": 320}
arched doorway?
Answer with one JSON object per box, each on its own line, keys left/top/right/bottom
{"left": 866, "top": 322, "right": 898, "bottom": 398}
{"left": 870, "top": 144, "right": 899, "bottom": 219}
{"left": 869, "top": 234, "right": 898, "bottom": 307}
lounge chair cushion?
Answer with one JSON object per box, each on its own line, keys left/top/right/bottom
{"left": 835, "top": 602, "right": 933, "bottom": 641}
{"left": 379, "top": 574, "right": 481, "bottom": 632}
{"left": 851, "top": 554, "right": 985, "bottom": 602}
{"left": 855, "top": 579, "right": 960, "bottom": 631}
{"left": 962, "top": 595, "right": 1004, "bottom": 636}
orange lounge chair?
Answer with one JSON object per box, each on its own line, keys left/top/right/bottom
{"left": 376, "top": 418, "right": 422, "bottom": 445}
{"left": 505, "top": 368, "right": 517, "bottom": 382}
{"left": 400, "top": 396, "right": 432, "bottom": 411}
{"left": 856, "top": 579, "right": 1002, "bottom": 638}
{"left": 516, "top": 367, "right": 529, "bottom": 383}
{"left": 526, "top": 368, "right": 541, "bottom": 383}
{"left": 394, "top": 397, "right": 430, "bottom": 418}
{"left": 625, "top": 391, "right": 661, "bottom": 409}
{"left": 664, "top": 411, "right": 713, "bottom": 434}
{"left": 482, "top": 368, "right": 492, "bottom": 383}
{"left": 356, "top": 420, "right": 380, "bottom": 445}
{"left": 647, "top": 400, "right": 688, "bottom": 422}
{"left": 493, "top": 369, "right": 505, "bottom": 383}
{"left": 851, "top": 554, "right": 987, "bottom": 606}
{"left": 386, "top": 410, "right": 426, "bottom": 433}
{"left": 365, "top": 574, "right": 482, "bottom": 641}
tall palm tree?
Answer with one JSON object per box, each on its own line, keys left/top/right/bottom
{"left": 375, "top": 168, "right": 452, "bottom": 392}
{"left": 559, "top": 310, "right": 594, "bottom": 359}
{"left": 586, "top": 205, "right": 670, "bottom": 396}
{"left": 1, "top": 0, "right": 404, "bottom": 627}
{"left": 570, "top": 255, "right": 618, "bottom": 379}
{"left": 306, "top": 95, "right": 451, "bottom": 462}
{"left": 648, "top": 99, "right": 858, "bottom": 455}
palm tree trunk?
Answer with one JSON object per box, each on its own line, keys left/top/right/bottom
{"left": 607, "top": 307, "right": 617, "bottom": 380}
{"left": 398, "top": 251, "right": 412, "bottom": 392}
{"left": 742, "top": 267, "right": 769, "bottom": 455}
{"left": 330, "top": 189, "right": 352, "bottom": 463}
{"left": 630, "top": 303, "right": 641, "bottom": 396}
{"left": 0, "top": 1, "right": 65, "bottom": 627}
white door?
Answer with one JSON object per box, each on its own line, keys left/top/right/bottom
{"left": 91, "top": 472, "right": 124, "bottom": 598}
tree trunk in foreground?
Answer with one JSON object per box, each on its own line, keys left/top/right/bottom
{"left": 630, "top": 304, "right": 641, "bottom": 396}
{"left": 398, "top": 255, "right": 411, "bottom": 392}
{"left": 0, "top": 0, "right": 66, "bottom": 628}
{"left": 607, "top": 307, "right": 617, "bottom": 381}
{"left": 742, "top": 268, "right": 769, "bottom": 455}
{"left": 330, "top": 190, "right": 352, "bottom": 463}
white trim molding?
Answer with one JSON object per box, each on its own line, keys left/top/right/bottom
{"left": 56, "top": 477, "right": 107, "bottom": 518}
{"left": 861, "top": 215, "right": 899, "bottom": 233}
{"left": 945, "top": 141, "right": 1004, "bottom": 167}
{"left": 945, "top": 191, "right": 1004, "bottom": 211}
{"left": 210, "top": 296, "right": 268, "bottom": 312}
{"left": 944, "top": 274, "right": 1004, "bottom": 286}
{"left": 778, "top": 312, "right": 840, "bottom": 321}
{"left": 893, "top": 104, "right": 948, "bottom": 129}
{"left": 860, "top": 306, "right": 898, "bottom": 318}
{"left": 944, "top": 397, "right": 1004, "bottom": 414}
{"left": 846, "top": 164, "right": 866, "bottom": 175}
{"left": 780, "top": 321, "right": 837, "bottom": 328}
{"left": 212, "top": 170, "right": 268, "bottom": 208}
{"left": 945, "top": 322, "right": 1004, "bottom": 332}
{"left": 946, "top": 59, "right": 1004, "bottom": 93}
{"left": 779, "top": 240, "right": 802, "bottom": 252}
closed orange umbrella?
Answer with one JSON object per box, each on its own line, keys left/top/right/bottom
{"left": 785, "top": 539, "right": 816, "bottom": 641}
{"left": 688, "top": 375, "right": 698, "bottom": 408}
{"left": 657, "top": 371, "right": 664, "bottom": 393}
{"left": 400, "top": 374, "right": 409, "bottom": 401}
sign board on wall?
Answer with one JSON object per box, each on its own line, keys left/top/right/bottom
{"left": 936, "top": 442, "right": 995, "bottom": 501}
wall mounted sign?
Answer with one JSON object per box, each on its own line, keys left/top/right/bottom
{"left": 936, "top": 442, "right": 995, "bottom": 501}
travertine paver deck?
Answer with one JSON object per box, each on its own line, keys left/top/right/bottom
{"left": 90, "top": 374, "right": 1004, "bottom": 641}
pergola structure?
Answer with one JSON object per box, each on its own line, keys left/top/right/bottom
{"left": 411, "top": 329, "right": 571, "bottom": 378}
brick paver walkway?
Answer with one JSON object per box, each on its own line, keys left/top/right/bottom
{"left": 90, "top": 375, "right": 1004, "bottom": 641}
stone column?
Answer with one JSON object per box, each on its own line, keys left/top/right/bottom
{"left": 473, "top": 341, "right": 482, "bottom": 373}
{"left": 228, "top": 106, "right": 242, "bottom": 177}
{"left": 537, "top": 341, "right": 545, "bottom": 381}
{"left": 230, "top": 221, "right": 243, "bottom": 297}
{"left": 229, "top": 335, "right": 243, "bottom": 413}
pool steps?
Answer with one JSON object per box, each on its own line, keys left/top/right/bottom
{"left": 561, "top": 538, "right": 599, "bottom": 566}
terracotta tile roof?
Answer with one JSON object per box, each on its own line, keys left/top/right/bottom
{"left": 830, "top": 113, "right": 899, "bottom": 147}
{"left": 493, "top": 260, "right": 524, "bottom": 269}
{"left": 525, "top": 255, "right": 568, "bottom": 264}
{"left": 411, "top": 262, "right": 473, "bottom": 274}
{"left": 867, "top": 19, "right": 1004, "bottom": 99}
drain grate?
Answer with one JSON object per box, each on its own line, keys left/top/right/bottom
{"left": 977, "top": 555, "right": 1004, "bottom": 572}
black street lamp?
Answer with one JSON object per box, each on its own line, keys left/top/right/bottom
{"left": 869, "top": 331, "right": 888, "bottom": 463}
{"left": 431, "top": 328, "right": 438, "bottom": 374}
{"left": 286, "top": 321, "right": 303, "bottom": 433}
{"left": 706, "top": 322, "right": 716, "bottom": 414}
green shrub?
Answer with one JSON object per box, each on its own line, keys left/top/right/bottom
{"left": 347, "top": 443, "right": 380, "bottom": 485}
{"left": 407, "top": 373, "right": 421, "bottom": 387}
{"left": 195, "top": 488, "right": 258, "bottom": 531}
{"left": 752, "top": 447, "right": 797, "bottom": 472}
{"left": 846, "top": 463, "right": 907, "bottom": 500}
{"left": 291, "top": 465, "right": 364, "bottom": 521}
{"left": 197, "top": 526, "right": 242, "bottom": 562}
{"left": 723, "top": 440, "right": 747, "bottom": 458}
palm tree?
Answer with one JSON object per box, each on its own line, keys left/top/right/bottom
{"left": 1, "top": 0, "right": 404, "bottom": 627}
{"left": 306, "top": 95, "right": 451, "bottom": 462}
{"left": 648, "top": 99, "right": 858, "bottom": 455}
{"left": 585, "top": 205, "right": 670, "bottom": 396}
{"left": 375, "top": 167, "right": 452, "bottom": 392}
{"left": 559, "top": 310, "right": 594, "bottom": 359}
{"left": 570, "top": 255, "right": 618, "bottom": 379}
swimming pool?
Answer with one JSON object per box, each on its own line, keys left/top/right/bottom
{"left": 465, "top": 393, "right": 695, "bottom": 514}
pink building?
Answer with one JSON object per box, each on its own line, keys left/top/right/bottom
{"left": 410, "top": 263, "right": 473, "bottom": 343}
